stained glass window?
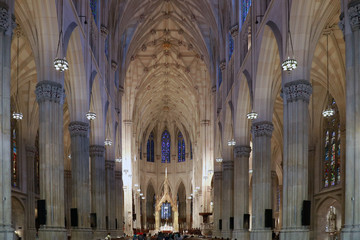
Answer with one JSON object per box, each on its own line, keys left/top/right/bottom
{"left": 35, "top": 130, "right": 40, "bottom": 194}
{"left": 218, "top": 65, "right": 222, "bottom": 86}
{"left": 161, "top": 202, "right": 172, "bottom": 219}
{"left": 190, "top": 141, "right": 193, "bottom": 160}
{"left": 11, "top": 119, "right": 19, "bottom": 187}
{"left": 161, "top": 130, "right": 171, "bottom": 163}
{"left": 178, "top": 132, "right": 185, "bottom": 162}
{"left": 90, "top": 0, "right": 98, "bottom": 24}
{"left": 241, "top": 0, "right": 251, "bottom": 24}
{"left": 323, "top": 98, "right": 341, "bottom": 188}
{"left": 147, "top": 132, "right": 155, "bottom": 162}
{"left": 228, "top": 32, "right": 234, "bottom": 60}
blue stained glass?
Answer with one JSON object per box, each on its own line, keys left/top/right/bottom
{"left": 11, "top": 119, "right": 18, "bottom": 187}
{"left": 162, "top": 130, "right": 171, "bottom": 163}
{"left": 178, "top": 132, "right": 185, "bottom": 162}
{"left": 218, "top": 65, "right": 222, "bottom": 86}
{"left": 228, "top": 32, "right": 234, "bottom": 60}
{"left": 161, "top": 202, "right": 172, "bottom": 219}
{"left": 105, "top": 36, "right": 109, "bottom": 60}
{"left": 242, "top": 0, "right": 251, "bottom": 23}
{"left": 147, "top": 132, "right": 155, "bottom": 162}
{"left": 90, "top": 0, "right": 97, "bottom": 24}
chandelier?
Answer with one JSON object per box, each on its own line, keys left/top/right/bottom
{"left": 282, "top": 0, "right": 297, "bottom": 72}
{"left": 215, "top": 157, "right": 223, "bottom": 163}
{"left": 53, "top": 0, "right": 69, "bottom": 72}
{"left": 247, "top": 110, "right": 258, "bottom": 120}
{"left": 227, "top": 139, "right": 236, "bottom": 146}
{"left": 13, "top": 30, "right": 23, "bottom": 120}
{"left": 322, "top": 33, "right": 334, "bottom": 118}
{"left": 104, "top": 138, "right": 112, "bottom": 146}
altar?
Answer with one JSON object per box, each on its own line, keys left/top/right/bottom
{"left": 160, "top": 223, "right": 174, "bottom": 233}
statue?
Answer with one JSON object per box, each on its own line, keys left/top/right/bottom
{"left": 326, "top": 206, "right": 337, "bottom": 234}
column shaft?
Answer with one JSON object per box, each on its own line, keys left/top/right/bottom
{"left": 213, "top": 171, "right": 222, "bottom": 237}
{"left": 221, "top": 160, "right": 234, "bottom": 238}
{"left": 25, "top": 146, "right": 36, "bottom": 240}
{"left": 233, "top": 146, "right": 251, "bottom": 240}
{"left": 105, "top": 160, "right": 116, "bottom": 232}
{"left": 281, "top": 80, "right": 312, "bottom": 240}
{"left": 69, "top": 121, "right": 91, "bottom": 239}
{"left": 115, "top": 170, "right": 124, "bottom": 236}
{"left": 250, "top": 121, "right": 273, "bottom": 240}
{"left": 36, "top": 80, "right": 66, "bottom": 239}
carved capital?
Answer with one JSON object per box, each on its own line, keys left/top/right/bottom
{"left": 219, "top": 60, "right": 226, "bottom": 72}
{"left": 348, "top": 0, "right": 360, "bottom": 31}
{"left": 35, "top": 80, "right": 65, "bottom": 104}
{"left": 283, "top": 80, "right": 312, "bottom": 103}
{"left": 214, "top": 171, "right": 222, "bottom": 180}
{"left": 111, "top": 60, "right": 118, "bottom": 71}
{"left": 222, "top": 161, "right": 234, "bottom": 171}
{"left": 251, "top": 121, "right": 274, "bottom": 137}
{"left": 100, "top": 24, "right": 109, "bottom": 37}
{"left": 89, "top": 145, "right": 105, "bottom": 158}
{"left": 0, "top": 3, "right": 10, "bottom": 33}
{"left": 234, "top": 145, "right": 251, "bottom": 158}
{"left": 105, "top": 160, "right": 115, "bottom": 170}
{"left": 339, "top": 12, "right": 345, "bottom": 34}
{"left": 230, "top": 24, "right": 239, "bottom": 38}
{"left": 68, "top": 121, "right": 89, "bottom": 137}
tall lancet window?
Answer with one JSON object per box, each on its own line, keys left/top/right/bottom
{"left": 178, "top": 131, "right": 185, "bottom": 162}
{"left": 147, "top": 132, "right": 155, "bottom": 162}
{"left": 241, "top": 0, "right": 251, "bottom": 23}
{"left": 90, "top": 0, "right": 98, "bottom": 24}
{"left": 190, "top": 141, "right": 193, "bottom": 160}
{"left": 323, "top": 98, "right": 341, "bottom": 188}
{"left": 161, "top": 130, "right": 171, "bottom": 163}
{"left": 11, "top": 118, "right": 19, "bottom": 187}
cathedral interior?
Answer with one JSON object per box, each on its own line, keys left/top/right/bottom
{"left": 0, "top": 0, "right": 359, "bottom": 240}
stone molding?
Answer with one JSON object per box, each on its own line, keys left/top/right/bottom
{"left": 283, "top": 80, "right": 312, "bottom": 103}
{"left": 200, "top": 120, "right": 210, "bottom": 125}
{"left": 105, "top": 160, "right": 115, "bottom": 170}
{"left": 89, "top": 145, "right": 105, "bottom": 158}
{"left": 35, "top": 80, "right": 65, "bottom": 104}
{"left": 230, "top": 24, "right": 239, "bottom": 38}
{"left": 214, "top": 171, "right": 222, "bottom": 180}
{"left": 68, "top": 121, "right": 89, "bottom": 137}
{"left": 234, "top": 145, "right": 251, "bottom": 158}
{"left": 348, "top": 0, "right": 360, "bottom": 31}
{"left": 123, "top": 119, "right": 132, "bottom": 125}
{"left": 25, "top": 146, "right": 36, "bottom": 158}
{"left": 115, "top": 171, "right": 122, "bottom": 179}
{"left": 251, "top": 121, "right": 274, "bottom": 137}
{"left": 222, "top": 161, "right": 234, "bottom": 171}
{"left": 219, "top": 60, "right": 226, "bottom": 72}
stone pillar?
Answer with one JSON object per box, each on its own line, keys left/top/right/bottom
{"left": 271, "top": 171, "right": 278, "bottom": 229}
{"left": 0, "top": 2, "right": 15, "bottom": 239}
{"left": 25, "top": 146, "right": 36, "bottom": 240}
{"left": 213, "top": 171, "right": 222, "bottom": 237}
{"left": 250, "top": 121, "right": 273, "bottom": 240}
{"left": 64, "top": 170, "right": 72, "bottom": 230}
{"left": 35, "top": 80, "right": 66, "bottom": 240}
{"left": 233, "top": 146, "right": 251, "bottom": 240}
{"left": 115, "top": 170, "right": 124, "bottom": 236}
{"left": 68, "top": 121, "right": 91, "bottom": 240}
{"left": 186, "top": 198, "right": 192, "bottom": 230}
{"left": 341, "top": 1, "right": 360, "bottom": 239}
{"left": 90, "top": 145, "right": 106, "bottom": 239}
{"left": 105, "top": 160, "right": 116, "bottom": 233}
{"left": 281, "top": 80, "right": 312, "bottom": 240}
{"left": 221, "top": 160, "right": 234, "bottom": 238}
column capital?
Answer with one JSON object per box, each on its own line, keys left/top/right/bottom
{"left": 0, "top": 3, "right": 14, "bottom": 35}
{"left": 251, "top": 121, "right": 274, "bottom": 137}
{"left": 234, "top": 145, "right": 251, "bottom": 158}
{"left": 222, "top": 161, "right": 234, "bottom": 171}
{"left": 219, "top": 60, "right": 226, "bottom": 72}
{"left": 35, "top": 80, "right": 65, "bottom": 104}
{"left": 200, "top": 120, "right": 210, "bottom": 125}
{"left": 283, "top": 80, "right": 312, "bottom": 103}
{"left": 348, "top": 0, "right": 360, "bottom": 31}
{"left": 214, "top": 171, "right": 222, "bottom": 180}
{"left": 105, "top": 160, "right": 115, "bottom": 170}
{"left": 89, "top": 145, "right": 105, "bottom": 158}
{"left": 230, "top": 23, "right": 239, "bottom": 38}
{"left": 68, "top": 121, "right": 89, "bottom": 137}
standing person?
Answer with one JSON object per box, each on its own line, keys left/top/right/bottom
{"left": 106, "top": 232, "right": 112, "bottom": 240}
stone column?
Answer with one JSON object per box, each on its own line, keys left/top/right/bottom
{"left": 68, "top": 121, "right": 91, "bottom": 240}
{"left": 281, "top": 80, "right": 312, "bottom": 240}
{"left": 250, "top": 121, "right": 273, "bottom": 240}
{"left": 341, "top": 1, "right": 360, "bottom": 239}
{"left": 90, "top": 145, "right": 106, "bottom": 239}
{"left": 213, "top": 171, "right": 222, "bottom": 237}
{"left": 105, "top": 160, "right": 116, "bottom": 233}
{"left": 35, "top": 80, "right": 66, "bottom": 239}
{"left": 0, "top": 2, "right": 15, "bottom": 239}
{"left": 115, "top": 170, "right": 124, "bottom": 236}
{"left": 221, "top": 160, "right": 234, "bottom": 238}
{"left": 186, "top": 198, "right": 192, "bottom": 230}
{"left": 233, "top": 145, "right": 251, "bottom": 240}
{"left": 25, "top": 146, "right": 36, "bottom": 240}
{"left": 64, "top": 170, "right": 72, "bottom": 230}
{"left": 271, "top": 171, "right": 278, "bottom": 229}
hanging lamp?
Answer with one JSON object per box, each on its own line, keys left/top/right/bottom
{"left": 322, "top": 33, "right": 335, "bottom": 118}
{"left": 282, "top": 0, "right": 297, "bottom": 71}
{"left": 54, "top": 0, "right": 69, "bottom": 72}
{"left": 104, "top": 123, "right": 112, "bottom": 146}
{"left": 12, "top": 31, "right": 23, "bottom": 120}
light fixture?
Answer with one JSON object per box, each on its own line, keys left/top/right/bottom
{"left": 134, "top": 184, "right": 139, "bottom": 187}
{"left": 282, "top": 0, "right": 297, "bottom": 72}
{"left": 249, "top": 169, "right": 253, "bottom": 173}
{"left": 208, "top": 170, "right": 213, "bottom": 175}
{"left": 227, "top": 139, "right": 236, "bottom": 146}
{"left": 322, "top": 32, "right": 335, "bottom": 118}
{"left": 86, "top": 111, "right": 96, "bottom": 120}
{"left": 196, "top": 186, "right": 200, "bottom": 190}
{"left": 104, "top": 138, "right": 112, "bottom": 146}
{"left": 12, "top": 30, "right": 23, "bottom": 120}
{"left": 53, "top": 0, "right": 69, "bottom": 72}
{"left": 123, "top": 169, "right": 128, "bottom": 174}
{"left": 215, "top": 157, "right": 223, "bottom": 163}
{"left": 188, "top": 196, "right": 192, "bottom": 200}
{"left": 210, "top": 201, "right": 213, "bottom": 206}
{"left": 115, "top": 157, "right": 122, "bottom": 163}
{"left": 139, "top": 193, "right": 143, "bottom": 196}
{"left": 137, "top": 189, "right": 141, "bottom": 192}
{"left": 104, "top": 123, "right": 112, "bottom": 146}
{"left": 142, "top": 197, "right": 146, "bottom": 200}
{"left": 247, "top": 110, "right": 258, "bottom": 120}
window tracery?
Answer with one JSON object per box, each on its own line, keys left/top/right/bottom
{"left": 178, "top": 131, "right": 185, "bottom": 162}
{"left": 162, "top": 130, "right": 171, "bottom": 163}
{"left": 147, "top": 132, "right": 155, "bottom": 162}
